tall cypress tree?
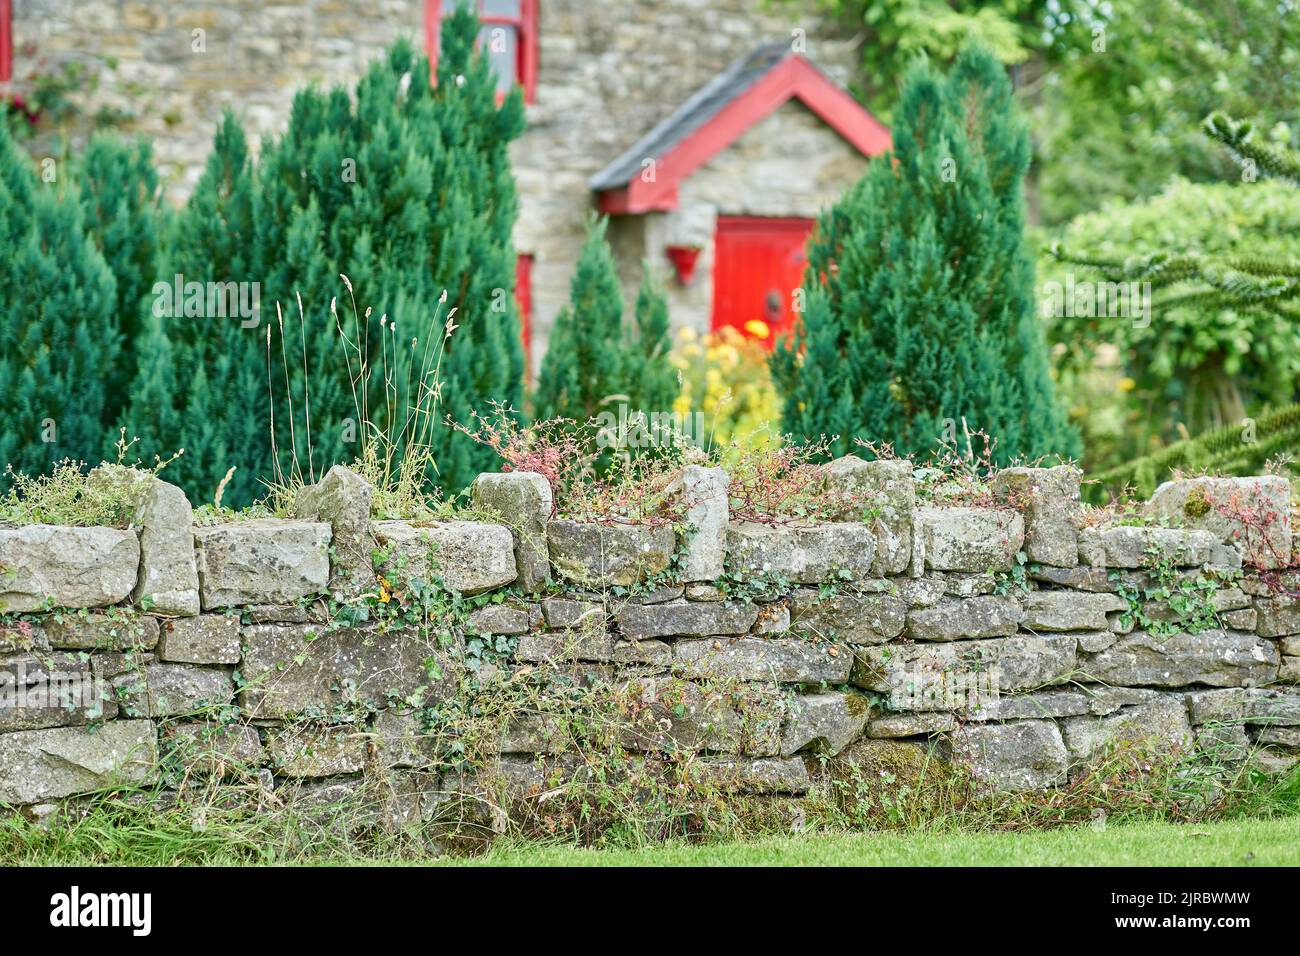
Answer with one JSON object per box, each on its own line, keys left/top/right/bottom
{"left": 772, "top": 45, "right": 1075, "bottom": 462}
{"left": 126, "top": 7, "right": 526, "bottom": 504}
{"left": 125, "top": 111, "right": 262, "bottom": 504}
{"left": 630, "top": 267, "right": 677, "bottom": 416}
{"left": 77, "top": 134, "right": 167, "bottom": 438}
{"left": 0, "top": 123, "right": 118, "bottom": 477}
{"left": 534, "top": 217, "right": 630, "bottom": 423}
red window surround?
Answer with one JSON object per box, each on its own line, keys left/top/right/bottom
{"left": 0, "top": 0, "right": 13, "bottom": 84}
{"left": 516, "top": 252, "right": 534, "bottom": 369}
{"left": 424, "top": 0, "right": 538, "bottom": 104}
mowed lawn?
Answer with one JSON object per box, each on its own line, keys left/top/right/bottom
{"left": 420, "top": 818, "right": 1299, "bottom": 867}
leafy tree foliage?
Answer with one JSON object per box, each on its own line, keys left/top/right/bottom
{"left": 0, "top": 123, "right": 118, "bottom": 478}
{"left": 535, "top": 218, "right": 678, "bottom": 433}
{"left": 772, "top": 46, "right": 1074, "bottom": 462}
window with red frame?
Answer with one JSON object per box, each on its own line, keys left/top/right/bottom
{"left": 516, "top": 252, "right": 533, "bottom": 369}
{"left": 425, "top": 0, "right": 538, "bottom": 103}
{"left": 0, "top": 0, "right": 13, "bottom": 84}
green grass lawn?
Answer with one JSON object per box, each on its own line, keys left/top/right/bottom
{"left": 411, "top": 818, "right": 1298, "bottom": 867}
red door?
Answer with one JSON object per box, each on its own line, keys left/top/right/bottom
{"left": 711, "top": 216, "right": 814, "bottom": 347}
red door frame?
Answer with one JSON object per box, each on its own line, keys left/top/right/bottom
{"left": 710, "top": 216, "right": 814, "bottom": 347}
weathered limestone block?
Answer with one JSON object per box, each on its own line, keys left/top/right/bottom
{"left": 372, "top": 520, "right": 516, "bottom": 595}
{"left": 547, "top": 520, "right": 674, "bottom": 588}
{"left": 124, "top": 472, "right": 201, "bottom": 616}
{"left": 686, "top": 583, "right": 725, "bottom": 601}
{"left": 1257, "top": 726, "right": 1300, "bottom": 747}
{"left": 893, "top": 577, "right": 947, "bottom": 607}
{"left": 780, "top": 690, "right": 871, "bottom": 756}
{"left": 498, "top": 712, "right": 572, "bottom": 754}
{"left": 823, "top": 455, "right": 915, "bottom": 575}
{"left": 1196, "top": 723, "right": 1252, "bottom": 763}
{"left": 942, "top": 573, "right": 997, "bottom": 597}
{"left": 540, "top": 597, "right": 605, "bottom": 630}
{"left": 1185, "top": 687, "right": 1300, "bottom": 726}
{"left": 1084, "top": 630, "right": 1279, "bottom": 687}
{"left": 830, "top": 738, "right": 944, "bottom": 795}
{"left": 674, "top": 637, "right": 852, "bottom": 684}
{"left": 1256, "top": 596, "right": 1300, "bottom": 638}
{"left": 753, "top": 603, "right": 791, "bottom": 634}
{"left": 613, "top": 638, "right": 672, "bottom": 667}
{"left": 0, "top": 720, "right": 158, "bottom": 805}
{"left": 282, "top": 775, "right": 424, "bottom": 831}
{"left": 466, "top": 604, "right": 534, "bottom": 636}
{"left": 40, "top": 612, "right": 160, "bottom": 651}
{"left": 1078, "top": 630, "right": 1119, "bottom": 653}
{"left": 628, "top": 584, "right": 685, "bottom": 604}
{"left": 674, "top": 464, "right": 729, "bottom": 582}
{"left": 688, "top": 756, "right": 810, "bottom": 794}
{"left": 1020, "top": 591, "right": 1128, "bottom": 631}
{"left": 867, "top": 711, "right": 956, "bottom": 738}
{"left": 0, "top": 619, "right": 46, "bottom": 654}
{"left": 726, "top": 522, "right": 876, "bottom": 584}
{"left": 982, "top": 690, "right": 1092, "bottom": 723}
{"left": 1030, "top": 565, "right": 1117, "bottom": 592}
{"left": 240, "top": 624, "right": 457, "bottom": 719}
{"left": 1078, "top": 526, "right": 1217, "bottom": 569}
{"left": 0, "top": 526, "right": 139, "bottom": 613}
{"left": 906, "top": 596, "right": 1023, "bottom": 641}
{"left": 852, "top": 633, "right": 1076, "bottom": 698}
{"left": 1281, "top": 657, "right": 1300, "bottom": 683}
{"left": 621, "top": 678, "right": 784, "bottom": 756}
{"left": 789, "top": 589, "right": 906, "bottom": 644}
{"left": 266, "top": 726, "right": 368, "bottom": 777}
{"left": 1061, "top": 698, "right": 1193, "bottom": 767}
{"left": 960, "top": 688, "right": 1094, "bottom": 722}
{"left": 291, "top": 465, "right": 376, "bottom": 600}
{"left": 916, "top": 507, "right": 1024, "bottom": 572}
{"left": 1141, "top": 586, "right": 1250, "bottom": 627}
{"left": 945, "top": 720, "right": 1069, "bottom": 791}
{"left": 164, "top": 722, "right": 264, "bottom": 776}
{"left": 158, "top": 615, "right": 241, "bottom": 664}
{"left": 515, "top": 630, "right": 616, "bottom": 662}
{"left": 991, "top": 465, "right": 1082, "bottom": 567}
{"left": 374, "top": 709, "right": 439, "bottom": 770}
{"left": 1148, "top": 475, "right": 1292, "bottom": 569}
{"left": 193, "top": 520, "right": 330, "bottom": 608}
{"left": 616, "top": 600, "right": 757, "bottom": 639}
{"left": 472, "top": 471, "right": 553, "bottom": 591}
{"left": 113, "top": 663, "right": 234, "bottom": 718}
{"left": 0, "top": 651, "right": 115, "bottom": 731}
{"left": 1221, "top": 608, "right": 1257, "bottom": 631}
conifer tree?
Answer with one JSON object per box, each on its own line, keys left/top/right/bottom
{"left": 126, "top": 7, "right": 527, "bottom": 503}
{"left": 629, "top": 268, "right": 678, "bottom": 417}
{"left": 772, "top": 45, "right": 1075, "bottom": 462}
{"left": 124, "top": 111, "right": 262, "bottom": 504}
{"left": 77, "top": 134, "right": 167, "bottom": 435}
{"left": 534, "top": 217, "right": 631, "bottom": 424}
{"left": 0, "top": 123, "right": 118, "bottom": 477}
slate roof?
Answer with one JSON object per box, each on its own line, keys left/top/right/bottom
{"left": 588, "top": 41, "right": 792, "bottom": 192}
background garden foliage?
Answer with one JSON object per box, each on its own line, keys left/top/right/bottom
{"left": 772, "top": 45, "right": 1076, "bottom": 464}
{"left": 5, "top": 8, "right": 526, "bottom": 507}
{"left": 534, "top": 216, "right": 675, "bottom": 431}
{"left": 3, "top": 2, "right": 1299, "bottom": 502}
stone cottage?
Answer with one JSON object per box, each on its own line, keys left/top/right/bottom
{"left": 3, "top": 0, "right": 888, "bottom": 367}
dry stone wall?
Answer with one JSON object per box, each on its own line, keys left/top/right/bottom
{"left": 2, "top": 461, "right": 1299, "bottom": 826}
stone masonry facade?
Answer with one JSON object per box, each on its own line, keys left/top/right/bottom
{"left": 2, "top": 460, "right": 1299, "bottom": 830}
{"left": 8, "top": 1, "right": 866, "bottom": 364}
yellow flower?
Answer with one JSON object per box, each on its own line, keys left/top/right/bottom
{"left": 1119, "top": 377, "right": 1136, "bottom": 392}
